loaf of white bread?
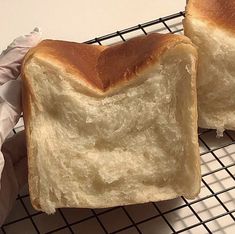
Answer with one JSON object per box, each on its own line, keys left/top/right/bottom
{"left": 22, "top": 33, "right": 200, "bottom": 214}
{"left": 184, "top": 0, "right": 235, "bottom": 134}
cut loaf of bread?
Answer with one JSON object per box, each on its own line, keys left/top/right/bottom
{"left": 22, "top": 33, "right": 200, "bottom": 214}
{"left": 184, "top": 0, "right": 235, "bottom": 134}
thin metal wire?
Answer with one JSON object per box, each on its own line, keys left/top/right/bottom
{"left": 177, "top": 210, "right": 235, "bottom": 234}
{"left": 202, "top": 178, "right": 235, "bottom": 221}
{"left": 227, "top": 132, "right": 235, "bottom": 141}
{"left": 152, "top": 203, "right": 176, "bottom": 233}
{"left": 46, "top": 227, "right": 71, "bottom": 234}
{"left": 95, "top": 38, "right": 102, "bottom": 45}
{"left": 160, "top": 18, "right": 172, "bottom": 33}
{"left": 91, "top": 209, "right": 108, "bottom": 234}
{"left": 138, "top": 24, "right": 147, "bottom": 35}
{"left": 2, "top": 212, "right": 43, "bottom": 227}
{"left": 202, "top": 163, "right": 235, "bottom": 177}
{"left": 199, "top": 136, "right": 235, "bottom": 181}
{"left": 224, "top": 131, "right": 234, "bottom": 142}
{"left": 171, "top": 28, "right": 184, "bottom": 34}
{"left": 200, "top": 140, "right": 235, "bottom": 156}
{"left": 121, "top": 206, "right": 142, "bottom": 234}
{"left": 85, "top": 12, "right": 185, "bottom": 44}
{"left": 117, "top": 31, "right": 126, "bottom": 41}
{"left": 58, "top": 209, "right": 74, "bottom": 233}
{"left": 181, "top": 197, "right": 212, "bottom": 233}
{"left": 17, "top": 196, "right": 40, "bottom": 234}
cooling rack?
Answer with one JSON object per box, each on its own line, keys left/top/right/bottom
{"left": 1, "top": 11, "right": 235, "bottom": 234}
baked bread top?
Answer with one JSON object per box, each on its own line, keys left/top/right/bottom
{"left": 23, "top": 33, "right": 193, "bottom": 95}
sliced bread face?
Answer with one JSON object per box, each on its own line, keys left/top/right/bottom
{"left": 22, "top": 34, "right": 200, "bottom": 214}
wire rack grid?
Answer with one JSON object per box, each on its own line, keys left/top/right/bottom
{"left": 1, "top": 11, "right": 235, "bottom": 234}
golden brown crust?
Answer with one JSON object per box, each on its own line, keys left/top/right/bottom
{"left": 186, "top": 0, "right": 235, "bottom": 34}
{"left": 22, "top": 33, "right": 192, "bottom": 94}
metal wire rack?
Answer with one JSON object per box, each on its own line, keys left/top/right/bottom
{"left": 1, "top": 11, "right": 235, "bottom": 234}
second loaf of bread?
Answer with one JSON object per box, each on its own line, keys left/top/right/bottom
{"left": 184, "top": 0, "right": 235, "bottom": 134}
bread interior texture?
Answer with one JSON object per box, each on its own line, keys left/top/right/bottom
{"left": 184, "top": 18, "right": 235, "bottom": 133}
{"left": 25, "top": 44, "right": 199, "bottom": 213}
